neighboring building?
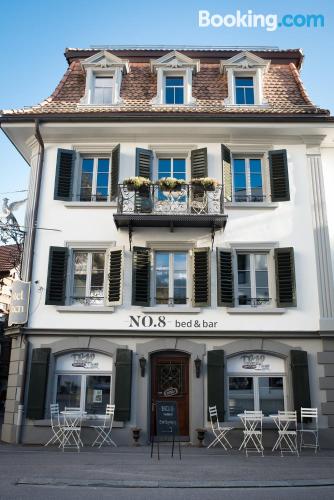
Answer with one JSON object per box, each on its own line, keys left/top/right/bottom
{"left": 0, "top": 245, "right": 19, "bottom": 421}
{"left": 1, "top": 47, "right": 334, "bottom": 445}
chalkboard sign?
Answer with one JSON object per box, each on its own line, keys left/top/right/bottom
{"left": 156, "top": 401, "right": 178, "bottom": 437}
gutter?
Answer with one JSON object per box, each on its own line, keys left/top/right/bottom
{"left": 16, "top": 120, "right": 45, "bottom": 444}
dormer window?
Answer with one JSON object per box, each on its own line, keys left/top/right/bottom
{"left": 165, "top": 76, "right": 184, "bottom": 104}
{"left": 235, "top": 76, "right": 255, "bottom": 105}
{"left": 93, "top": 76, "right": 114, "bottom": 105}
{"left": 151, "top": 51, "right": 199, "bottom": 106}
{"left": 80, "top": 50, "right": 129, "bottom": 107}
{"left": 221, "top": 51, "right": 270, "bottom": 106}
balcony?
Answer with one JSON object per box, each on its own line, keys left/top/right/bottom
{"left": 113, "top": 183, "right": 227, "bottom": 231}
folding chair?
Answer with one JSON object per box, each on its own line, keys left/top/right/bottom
{"left": 91, "top": 404, "right": 117, "bottom": 448}
{"left": 207, "top": 406, "right": 233, "bottom": 450}
{"left": 61, "top": 410, "right": 83, "bottom": 452}
{"left": 277, "top": 411, "right": 299, "bottom": 456}
{"left": 299, "top": 407, "right": 319, "bottom": 453}
{"left": 45, "top": 404, "right": 63, "bottom": 447}
{"left": 239, "top": 410, "right": 264, "bottom": 457}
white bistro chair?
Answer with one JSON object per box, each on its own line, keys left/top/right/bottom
{"left": 45, "top": 404, "right": 63, "bottom": 447}
{"left": 91, "top": 404, "right": 117, "bottom": 448}
{"left": 299, "top": 407, "right": 319, "bottom": 453}
{"left": 207, "top": 406, "right": 233, "bottom": 450}
{"left": 239, "top": 410, "right": 264, "bottom": 457}
{"left": 277, "top": 411, "right": 299, "bottom": 456}
{"left": 61, "top": 409, "right": 83, "bottom": 452}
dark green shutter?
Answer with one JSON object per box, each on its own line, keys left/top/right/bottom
{"left": 26, "top": 348, "right": 51, "bottom": 420}
{"left": 45, "top": 247, "right": 68, "bottom": 305}
{"left": 207, "top": 350, "right": 225, "bottom": 421}
{"left": 114, "top": 349, "right": 132, "bottom": 421}
{"left": 135, "top": 148, "right": 153, "bottom": 179}
{"left": 191, "top": 148, "right": 208, "bottom": 178}
{"left": 132, "top": 247, "right": 151, "bottom": 306}
{"left": 269, "top": 149, "right": 290, "bottom": 202}
{"left": 106, "top": 248, "right": 123, "bottom": 306}
{"left": 291, "top": 350, "right": 311, "bottom": 422}
{"left": 111, "top": 144, "right": 120, "bottom": 200}
{"left": 217, "top": 248, "right": 234, "bottom": 307}
{"left": 274, "top": 247, "right": 296, "bottom": 307}
{"left": 221, "top": 144, "right": 232, "bottom": 202}
{"left": 54, "top": 149, "right": 75, "bottom": 201}
{"left": 193, "top": 248, "right": 210, "bottom": 307}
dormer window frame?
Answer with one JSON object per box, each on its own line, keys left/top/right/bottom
{"left": 79, "top": 50, "right": 129, "bottom": 107}
{"left": 151, "top": 51, "right": 199, "bottom": 106}
{"left": 220, "top": 51, "right": 270, "bottom": 107}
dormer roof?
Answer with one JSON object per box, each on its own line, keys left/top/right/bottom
{"left": 81, "top": 50, "right": 130, "bottom": 73}
{"left": 220, "top": 51, "right": 270, "bottom": 74}
{"left": 150, "top": 50, "right": 200, "bottom": 73}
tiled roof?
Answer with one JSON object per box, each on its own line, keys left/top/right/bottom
{"left": 0, "top": 245, "right": 20, "bottom": 273}
{"left": 1, "top": 49, "right": 330, "bottom": 118}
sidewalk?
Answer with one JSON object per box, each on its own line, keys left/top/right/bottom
{"left": 1, "top": 444, "right": 334, "bottom": 489}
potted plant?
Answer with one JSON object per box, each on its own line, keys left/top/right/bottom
{"left": 131, "top": 427, "right": 142, "bottom": 446}
{"left": 123, "top": 176, "right": 152, "bottom": 194}
{"left": 157, "top": 177, "right": 186, "bottom": 193}
{"left": 195, "top": 428, "right": 206, "bottom": 447}
{"left": 191, "top": 177, "right": 218, "bottom": 192}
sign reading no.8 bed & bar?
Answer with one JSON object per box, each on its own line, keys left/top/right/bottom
{"left": 8, "top": 280, "right": 31, "bottom": 326}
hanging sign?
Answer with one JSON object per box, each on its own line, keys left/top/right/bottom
{"left": 8, "top": 280, "right": 31, "bottom": 326}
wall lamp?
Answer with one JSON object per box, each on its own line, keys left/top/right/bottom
{"left": 194, "top": 356, "right": 202, "bottom": 378}
{"left": 139, "top": 356, "right": 147, "bottom": 377}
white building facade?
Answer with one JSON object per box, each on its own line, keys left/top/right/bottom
{"left": 1, "top": 47, "right": 334, "bottom": 445}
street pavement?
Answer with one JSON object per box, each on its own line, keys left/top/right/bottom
{"left": 0, "top": 444, "right": 334, "bottom": 499}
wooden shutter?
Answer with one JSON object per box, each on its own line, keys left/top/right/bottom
{"left": 54, "top": 149, "right": 75, "bottom": 201}
{"left": 221, "top": 144, "right": 232, "bottom": 202}
{"left": 274, "top": 247, "right": 296, "bottom": 307}
{"left": 105, "top": 247, "right": 124, "bottom": 306}
{"left": 193, "top": 248, "right": 211, "bottom": 307}
{"left": 45, "top": 247, "right": 68, "bottom": 305}
{"left": 207, "top": 350, "right": 225, "bottom": 421}
{"left": 217, "top": 248, "right": 234, "bottom": 307}
{"left": 26, "top": 348, "right": 51, "bottom": 420}
{"left": 191, "top": 148, "right": 208, "bottom": 178}
{"left": 111, "top": 144, "right": 120, "bottom": 200}
{"left": 269, "top": 149, "right": 290, "bottom": 202}
{"left": 114, "top": 349, "right": 132, "bottom": 421}
{"left": 135, "top": 148, "right": 153, "bottom": 179}
{"left": 132, "top": 247, "right": 151, "bottom": 306}
{"left": 291, "top": 350, "right": 311, "bottom": 422}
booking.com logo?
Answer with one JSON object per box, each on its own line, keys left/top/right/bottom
{"left": 198, "top": 10, "right": 325, "bottom": 31}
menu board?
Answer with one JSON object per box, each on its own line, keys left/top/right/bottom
{"left": 156, "top": 401, "right": 178, "bottom": 437}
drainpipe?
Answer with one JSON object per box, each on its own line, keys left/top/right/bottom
{"left": 16, "top": 120, "right": 45, "bottom": 444}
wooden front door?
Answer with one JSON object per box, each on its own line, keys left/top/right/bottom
{"left": 151, "top": 352, "right": 189, "bottom": 439}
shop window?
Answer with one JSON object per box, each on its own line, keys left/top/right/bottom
{"left": 54, "top": 352, "right": 112, "bottom": 415}
{"left": 227, "top": 353, "right": 286, "bottom": 418}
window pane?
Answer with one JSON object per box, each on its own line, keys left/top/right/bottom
{"left": 238, "top": 288, "right": 251, "bottom": 305}
{"left": 233, "top": 159, "right": 246, "bottom": 200}
{"left": 98, "top": 158, "right": 110, "bottom": 172}
{"left": 95, "top": 77, "right": 113, "bottom": 88}
{"left": 156, "top": 252, "right": 169, "bottom": 268}
{"left": 173, "top": 159, "right": 186, "bottom": 173}
{"left": 166, "top": 77, "right": 183, "bottom": 87}
{"left": 158, "top": 159, "right": 171, "bottom": 178}
{"left": 85, "top": 375, "right": 111, "bottom": 415}
{"left": 174, "top": 287, "right": 187, "bottom": 305}
{"left": 80, "top": 159, "right": 94, "bottom": 201}
{"left": 236, "top": 77, "right": 254, "bottom": 87}
{"left": 56, "top": 375, "right": 81, "bottom": 411}
{"left": 245, "top": 87, "right": 255, "bottom": 104}
{"left": 165, "top": 87, "right": 174, "bottom": 104}
{"left": 237, "top": 254, "right": 250, "bottom": 270}
{"left": 229, "top": 377, "right": 254, "bottom": 416}
{"left": 236, "top": 87, "right": 245, "bottom": 105}
{"left": 74, "top": 252, "right": 88, "bottom": 273}
{"left": 174, "top": 87, "right": 184, "bottom": 104}
{"left": 259, "top": 377, "right": 284, "bottom": 416}
{"left": 156, "top": 252, "right": 169, "bottom": 304}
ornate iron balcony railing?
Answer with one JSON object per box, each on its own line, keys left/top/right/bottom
{"left": 116, "top": 183, "right": 224, "bottom": 215}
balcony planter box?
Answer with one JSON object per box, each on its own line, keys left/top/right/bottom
{"left": 191, "top": 178, "right": 218, "bottom": 192}
{"left": 157, "top": 178, "right": 186, "bottom": 193}
{"left": 123, "top": 177, "right": 152, "bottom": 192}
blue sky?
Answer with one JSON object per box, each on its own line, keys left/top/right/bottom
{"left": 1, "top": 0, "right": 333, "bottom": 222}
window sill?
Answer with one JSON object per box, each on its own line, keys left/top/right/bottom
{"left": 32, "top": 419, "right": 124, "bottom": 428}
{"left": 142, "top": 306, "right": 201, "bottom": 314}
{"left": 57, "top": 306, "right": 115, "bottom": 313}
{"left": 225, "top": 202, "right": 278, "bottom": 209}
{"left": 227, "top": 307, "right": 286, "bottom": 315}
{"left": 64, "top": 201, "right": 117, "bottom": 208}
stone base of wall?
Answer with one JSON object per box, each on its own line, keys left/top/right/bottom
{"left": 318, "top": 339, "right": 334, "bottom": 427}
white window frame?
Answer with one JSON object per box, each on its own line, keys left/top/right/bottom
{"left": 92, "top": 74, "right": 115, "bottom": 105}
{"left": 77, "top": 155, "right": 111, "bottom": 202}
{"left": 155, "top": 154, "right": 189, "bottom": 181}
{"left": 152, "top": 68, "right": 196, "bottom": 106}
{"left": 152, "top": 249, "right": 190, "bottom": 307}
{"left": 234, "top": 250, "right": 274, "bottom": 307}
{"left": 54, "top": 371, "right": 113, "bottom": 417}
{"left": 232, "top": 155, "right": 267, "bottom": 202}
{"left": 227, "top": 373, "right": 287, "bottom": 421}
{"left": 234, "top": 74, "right": 255, "bottom": 105}
{"left": 164, "top": 74, "right": 185, "bottom": 105}
{"left": 67, "top": 248, "right": 108, "bottom": 306}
